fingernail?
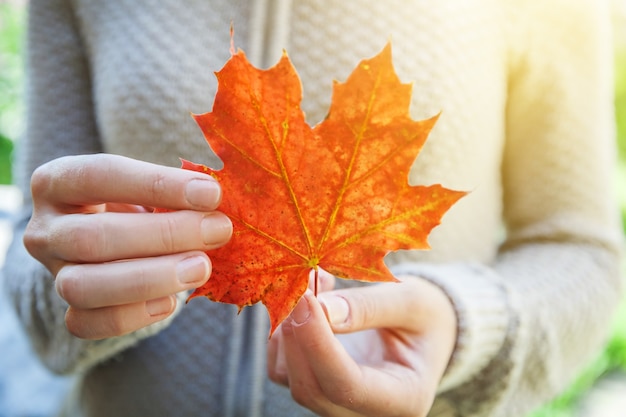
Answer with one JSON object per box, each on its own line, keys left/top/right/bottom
{"left": 185, "top": 179, "right": 221, "bottom": 209}
{"left": 146, "top": 296, "right": 174, "bottom": 317}
{"left": 201, "top": 213, "right": 233, "bottom": 246}
{"left": 290, "top": 290, "right": 312, "bottom": 325}
{"left": 176, "top": 256, "right": 210, "bottom": 285}
{"left": 318, "top": 294, "right": 350, "bottom": 327}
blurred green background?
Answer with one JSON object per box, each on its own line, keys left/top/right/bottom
{"left": 0, "top": 2, "right": 23, "bottom": 184}
{"left": 1, "top": 1, "right": 625, "bottom": 415}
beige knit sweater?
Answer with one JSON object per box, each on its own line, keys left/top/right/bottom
{"left": 3, "top": 0, "right": 623, "bottom": 416}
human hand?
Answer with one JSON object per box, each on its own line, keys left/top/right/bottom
{"left": 267, "top": 273, "right": 457, "bottom": 417}
{"left": 23, "top": 154, "right": 232, "bottom": 340}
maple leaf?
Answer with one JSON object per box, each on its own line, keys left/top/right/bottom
{"left": 181, "top": 43, "right": 465, "bottom": 333}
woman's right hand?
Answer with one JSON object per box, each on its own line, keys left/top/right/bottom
{"left": 23, "top": 154, "right": 232, "bottom": 340}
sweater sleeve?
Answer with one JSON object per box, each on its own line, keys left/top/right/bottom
{"left": 397, "top": 1, "right": 623, "bottom": 415}
{"left": 2, "top": 0, "right": 184, "bottom": 375}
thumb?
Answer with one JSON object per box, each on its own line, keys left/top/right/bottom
{"left": 318, "top": 281, "right": 421, "bottom": 333}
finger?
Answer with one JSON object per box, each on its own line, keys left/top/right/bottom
{"left": 319, "top": 279, "right": 456, "bottom": 395}
{"left": 283, "top": 291, "right": 420, "bottom": 415}
{"left": 65, "top": 295, "right": 176, "bottom": 340}
{"left": 318, "top": 280, "right": 426, "bottom": 333}
{"left": 282, "top": 291, "right": 367, "bottom": 414}
{"left": 267, "top": 325, "right": 289, "bottom": 386}
{"left": 56, "top": 251, "right": 210, "bottom": 309}
{"left": 31, "top": 154, "right": 222, "bottom": 211}
{"left": 45, "top": 210, "right": 232, "bottom": 266}
{"left": 267, "top": 327, "right": 280, "bottom": 381}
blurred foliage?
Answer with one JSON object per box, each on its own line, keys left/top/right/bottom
{"left": 530, "top": 300, "right": 626, "bottom": 417}
{"left": 0, "top": 132, "right": 13, "bottom": 183}
{"left": 617, "top": 52, "right": 626, "bottom": 162}
{"left": 0, "top": 3, "right": 26, "bottom": 184}
{"left": 617, "top": 48, "right": 626, "bottom": 234}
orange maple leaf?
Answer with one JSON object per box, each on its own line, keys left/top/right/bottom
{"left": 182, "top": 43, "right": 465, "bottom": 333}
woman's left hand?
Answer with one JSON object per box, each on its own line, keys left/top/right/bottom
{"left": 267, "top": 273, "right": 457, "bottom": 417}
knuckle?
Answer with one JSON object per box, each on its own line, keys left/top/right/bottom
{"left": 65, "top": 220, "right": 105, "bottom": 262}
{"left": 127, "top": 265, "right": 153, "bottom": 300}
{"left": 64, "top": 310, "right": 83, "bottom": 338}
{"left": 290, "top": 382, "right": 317, "bottom": 407}
{"left": 24, "top": 219, "right": 67, "bottom": 276}
{"left": 30, "top": 164, "right": 54, "bottom": 199}
{"left": 66, "top": 306, "right": 134, "bottom": 340}
{"left": 64, "top": 308, "right": 94, "bottom": 339}
{"left": 106, "top": 309, "right": 131, "bottom": 337}
{"left": 156, "top": 215, "right": 179, "bottom": 253}
{"left": 31, "top": 155, "right": 93, "bottom": 200}
{"left": 148, "top": 172, "right": 168, "bottom": 201}
{"left": 23, "top": 220, "right": 49, "bottom": 258}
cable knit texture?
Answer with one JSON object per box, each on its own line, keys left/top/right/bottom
{"left": 2, "top": 0, "right": 623, "bottom": 416}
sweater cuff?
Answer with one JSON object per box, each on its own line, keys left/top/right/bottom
{"left": 389, "top": 262, "right": 510, "bottom": 392}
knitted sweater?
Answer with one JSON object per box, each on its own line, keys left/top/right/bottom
{"left": 3, "top": 0, "right": 623, "bottom": 416}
